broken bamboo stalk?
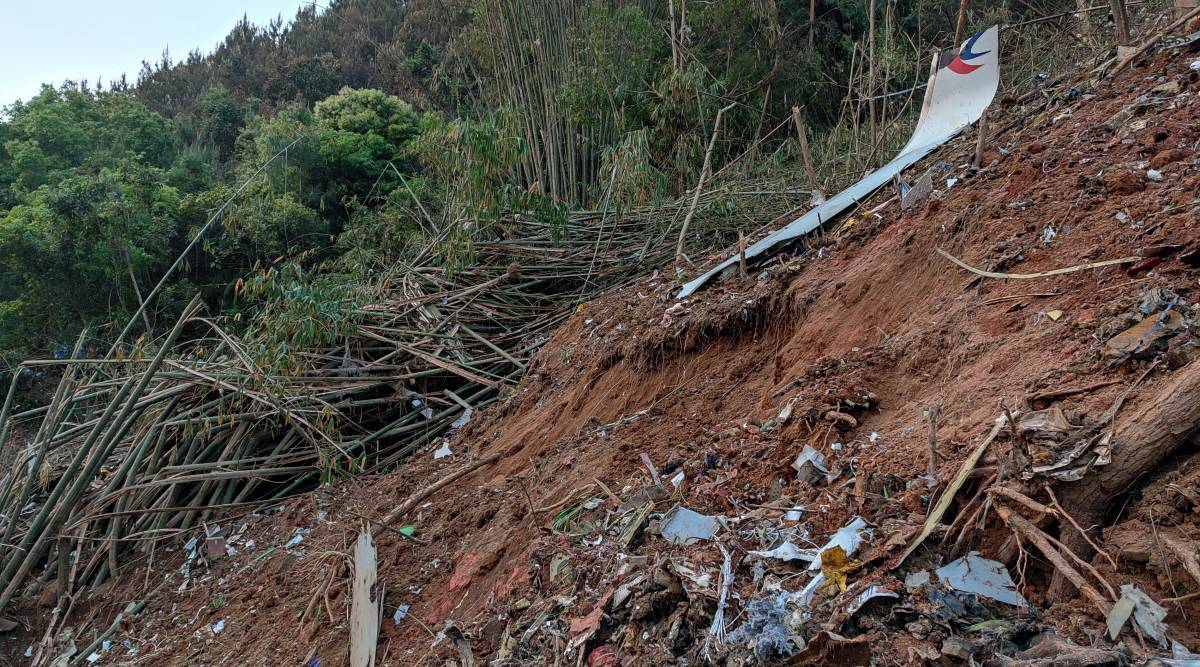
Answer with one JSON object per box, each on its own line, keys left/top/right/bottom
{"left": 973, "top": 114, "right": 988, "bottom": 169}
{"left": 899, "top": 417, "right": 1005, "bottom": 565}
{"left": 927, "top": 404, "right": 941, "bottom": 479}
{"left": 676, "top": 103, "right": 736, "bottom": 260}
{"left": 790, "top": 106, "right": 823, "bottom": 203}
{"left": 937, "top": 248, "right": 1140, "bottom": 279}
{"left": 1110, "top": 5, "right": 1200, "bottom": 73}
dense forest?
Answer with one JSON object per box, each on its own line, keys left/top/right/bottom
{"left": 0, "top": 0, "right": 1057, "bottom": 368}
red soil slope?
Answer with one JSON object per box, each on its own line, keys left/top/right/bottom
{"left": 5, "top": 41, "right": 1200, "bottom": 667}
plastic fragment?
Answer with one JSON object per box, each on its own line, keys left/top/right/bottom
{"left": 808, "top": 517, "right": 870, "bottom": 572}
{"left": 904, "top": 570, "right": 931, "bottom": 589}
{"left": 285, "top": 529, "right": 306, "bottom": 549}
{"left": 450, "top": 408, "right": 473, "bottom": 429}
{"left": 434, "top": 441, "right": 452, "bottom": 459}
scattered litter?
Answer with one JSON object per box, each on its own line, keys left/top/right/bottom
{"left": 817, "top": 546, "right": 860, "bottom": 595}
{"left": 393, "top": 604, "right": 410, "bottom": 625}
{"left": 1147, "top": 168, "right": 1164, "bottom": 182}
{"left": 783, "top": 509, "right": 803, "bottom": 521}
{"left": 946, "top": 177, "right": 959, "bottom": 188}
{"left": 211, "top": 619, "right": 225, "bottom": 635}
{"left": 639, "top": 453, "right": 662, "bottom": 485}
{"left": 86, "top": 653, "right": 101, "bottom": 664}
{"left": 1192, "top": 60, "right": 1200, "bottom": 71}
{"left": 777, "top": 397, "right": 799, "bottom": 423}
{"left": 1171, "top": 640, "right": 1200, "bottom": 661}
{"left": 669, "top": 470, "right": 685, "bottom": 488}
{"left": 808, "top": 517, "right": 871, "bottom": 572}
{"left": 1046, "top": 309, "right": 1063, "bottom": 321}
{"left": 1041, "top": 226, "right": 1057, "bottom": 244}
{"left": 1105, "top": 308, "right": 1185, "bottom": 357}
{"left": 791, "top": 445, "right": 830, "bottom": 484}
{"left": 935, "top": 552, "right": 1028, "bottom": 606}
{"left": 905, "top": 570, "right": 932, "bottom": 589}
{"left": 901, "top": 170, "right": 934, "bottom": 209}
{"left": 434, "top": 441, "right": 453, "bottom": 459}
{"left": 659, "top": 505, "right": 722, "bottom": 545}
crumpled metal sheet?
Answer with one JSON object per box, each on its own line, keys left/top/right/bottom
{"left": 935, "top": 552, "right": 1028, "bottom": 606}
{"left": 659, "top": 505, "right": 722, "bottom": 545}
{"left": 1016, "top": 408, "right": 1113, "bottom": 482}
{"left": 676, "top": 26, "right": 1000, "bottom": 299}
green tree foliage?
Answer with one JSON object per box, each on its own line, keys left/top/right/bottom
{"left": 0, "top": 0, "right": 1013, "bottom": 367}
{"left": 0, "top": 81, "right": 427, "bottom": 363}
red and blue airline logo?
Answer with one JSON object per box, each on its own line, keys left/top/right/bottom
{"left": 947, "top": 30, "right": 990, "bottom": 74}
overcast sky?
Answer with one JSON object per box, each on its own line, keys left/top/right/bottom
{"left": 1, "top": 1, "right": 314, "bottom": 108}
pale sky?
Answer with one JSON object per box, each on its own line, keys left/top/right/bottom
{"left": 1, "top": 1, "right": 315, "bottom": 108}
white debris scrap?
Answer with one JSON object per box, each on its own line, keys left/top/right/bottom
{"left": 791, "top": 445, "right": 830, "bottom": 484}
{"left": 659, "top": 505, "right": 722, "bottom": 545}
{"left": 748, "top": 542, "right": 817, "bottom": 563}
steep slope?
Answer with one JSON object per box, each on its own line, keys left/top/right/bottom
{"left": 6, "top": 34, "right": 1200, "bottom": 667}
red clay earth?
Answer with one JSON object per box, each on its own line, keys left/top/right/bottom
{"left": 4, "top": 45, "right": 1200, "bottom": 667}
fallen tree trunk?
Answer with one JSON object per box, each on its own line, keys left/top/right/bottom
{"left": 1051, "top": 359, "right": 1200, "bottom": 600}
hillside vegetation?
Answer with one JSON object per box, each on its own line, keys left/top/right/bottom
{"left": 0, "top": 0, "right": 1056, "bottom": 369}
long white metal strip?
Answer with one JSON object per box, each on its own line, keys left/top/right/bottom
{"left": 677, "top": 26, "right": 1000, "bottom": 299}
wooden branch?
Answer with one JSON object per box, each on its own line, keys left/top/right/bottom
{"left": 954, "top": 0, "right": 971, "bottom": 46}
{"left": 1159, "top": 533, "right": 1200, "bottom": 593}
{"left": 989, "top": 486, "right": 1056, "bottom": 517}
{"left": 927, "top": 404, "right": 941, "bottom": 479}
{"left": 376, "top": 454, "right": 501, "bottom": 532}
{"left": 997, "top": 504, "right": 1110, "bottom": 616}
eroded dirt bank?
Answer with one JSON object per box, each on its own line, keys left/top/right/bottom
{"left": 6, "top": 39, "right": 1200, "bottom": 667}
